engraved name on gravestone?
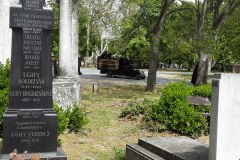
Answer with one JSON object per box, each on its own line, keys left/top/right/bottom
{"left": 2, "top": 0, "right": 58, "bottom": 154}
{"left": 9, "top": 0, "right": 54, "bottom": 108}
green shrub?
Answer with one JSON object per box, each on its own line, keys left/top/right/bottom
{"left": 194, "top": 105, "right": 211, "bottom": 113}
{"left": 53, "top": 103, "right": 69, "bottom": 137}
{"left": 68, "top": 105, "right": 89, "bottom": 133}
{"left": 0, "top": 61, "right": 10, "bottom": 136}
{"left": 0, "top": 88, "right": 9, "bottom": 136}
{"left": 192, "top": 84, "right": 212, "bottom": 98}
{"left": 113, "top": 147, "right": 125, "bottom": 160}
{"left": 145, "top": 81, "right": 207, "bottom": 137}
{"left": 0, "top": 60, "right": 10, "bottom": 90}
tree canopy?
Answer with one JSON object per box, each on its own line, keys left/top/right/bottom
{"left": 51, "top": 0, "right": 240, "bottom": 90}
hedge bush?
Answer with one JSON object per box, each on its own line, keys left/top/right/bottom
{"left": 0, "top": 61, "right": 10, "bottom": 136}
{"left": 192, "top": 84, "right": 212, "bottom": 98}
{"left": 147, "top": 82, "right": 207, "bottom": 137}
{"left": 0, "top": 60, "right": 10, "bottom": 90}
{"left": 120, "top": 81, "right": 211, "bottom": 138}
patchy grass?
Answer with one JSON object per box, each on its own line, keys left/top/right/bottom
{"left": 60, "top": 84, "right": 180, "bottom": 159}
{"left": 0, "top": 83, "right": 208, "bottom": 159}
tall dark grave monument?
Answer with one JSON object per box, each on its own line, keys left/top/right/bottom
{"left": 1, "top": 0, "right": 67, "bottom": 159}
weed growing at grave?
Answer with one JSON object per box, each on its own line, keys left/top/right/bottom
{"left": 119, "top": 100, "right": 148, "bottom": 119}
{"left": 113, "top": 146, "right": 125, "bottom": 160}
{"left": 67, "top": 105, "right": 89, "bottom": 133}
{"left": 53, "top": 103, "right": 88, "bottom": 145}
{"left": 53, "top": 103, "right": 69, "bottom": 137}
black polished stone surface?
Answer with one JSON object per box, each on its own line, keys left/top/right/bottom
{"left": 126, "top": 136, "right": 208, "bottom": 160}
{"left": 2, "top": 1, "right": 66, "bottom": 159}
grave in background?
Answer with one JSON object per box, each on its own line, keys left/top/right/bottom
{"left": 0, "top": 0, "right": 66, "bottom": 159}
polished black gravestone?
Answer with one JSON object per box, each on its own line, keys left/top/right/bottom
{"left": 1, "top": 0, "right": 66, "bottom": 159}
{"left": 126, "top": 137, "right": 208, "bottom": 160}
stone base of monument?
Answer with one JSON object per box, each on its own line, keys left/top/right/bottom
{"left": 53, "top": 77, "right": 81, "bottom": 108}
{"left": 1, "top": 109, "right": 67, "bottom": 160}
{"left": 126, "top": 136, "right": 208, "bottom": 160}
{"left": 0, "top": 148, "right": 67, "bottom": 160}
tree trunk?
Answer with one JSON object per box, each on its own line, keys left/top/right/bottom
{"left": 191, "top": 53, "right": 210, "bottom": 85}
{"left": 146, "top": 33, "right": 160, "bottom": 91}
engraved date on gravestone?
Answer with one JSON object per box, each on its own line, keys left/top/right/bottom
{"left": 12, "top": 110, "right": 50, "bottom": 144}
{"left": 8, "top": 1, "right": 54, "bottom": 108}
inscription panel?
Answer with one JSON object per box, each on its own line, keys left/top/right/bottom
{"left": 10, "top": 8, "right": 54, "bottom": 30}
{"left": 8, "top": 0, "right": 54, "bottom": 109}
{"left": 12, "top": 111, "right": 50, "bottom": 145}
{"left": 23, "top": 0, "right": 44, "bottom": 11}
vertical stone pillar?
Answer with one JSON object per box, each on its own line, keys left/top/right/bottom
{"left": 0, "top": 0, "right": 17, "bottom": 64}
{"left": 59, "top": 0, "right": 77, "bottom": 77}
{"left": 53, "top": 0, "right": 81, "bottom": 108}
{"left": 72, "top": 0, "right": 79, "bottom": 70}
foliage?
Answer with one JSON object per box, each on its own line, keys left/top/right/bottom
{"left": 0, "top": 60, "right": 10, "bottom": 90}
{"left": 0, "top": 61, "right": 10, "bottom": 136}
{"left": 48, "top": 2, "right": 60, "bottom": 58}
{"left": 192, "top": 84, "right": 212, "bottom": 98}
{"left": 53, "top": 104, "right": 89, "bottom": 134}
{"left": 113, "top": 147, "right": 125, "bottom": 160}
{"left": 194, "top": 105, "right": 211, "bottom": 114}
{"left": 120, "top": 82, "right": 210, "bottom": 137}
{"left": 215, "top": 6, "right": 240, "bottom": 66}
{"left": 119, "top": 100, "right": 145, "bottom": 119}
{"left": 53, "top": 103, "right": 69, "bottom": 137}
{"left": 146, "top": 81, "right": 207, "bottom": 137}
{"left": 0, "top": 88, "right": 9, "bottom": 136}
{"left": 53, "top": 104, "right": 88, "bottom": 145}
{"left": 67, "top": 105, "right": 89, "bottom": 133}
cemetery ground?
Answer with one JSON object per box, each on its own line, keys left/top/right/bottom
{"left": 58, "top": 76, "right": 209, "bottom": 160}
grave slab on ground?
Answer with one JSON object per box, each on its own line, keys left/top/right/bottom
{"left": 126, "top": 136, "right": 208, "bottom": 160}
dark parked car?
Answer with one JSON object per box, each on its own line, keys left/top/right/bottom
{"left": 97, "top": 56, "right": 145, "bottom": 80}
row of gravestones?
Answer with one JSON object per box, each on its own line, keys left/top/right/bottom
{"left": 126, "top": 74, "right": 240, "bottom": 160}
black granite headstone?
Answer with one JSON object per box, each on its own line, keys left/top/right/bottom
{"left": 1, "top": 0, "right": 66, "bottom": 159}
